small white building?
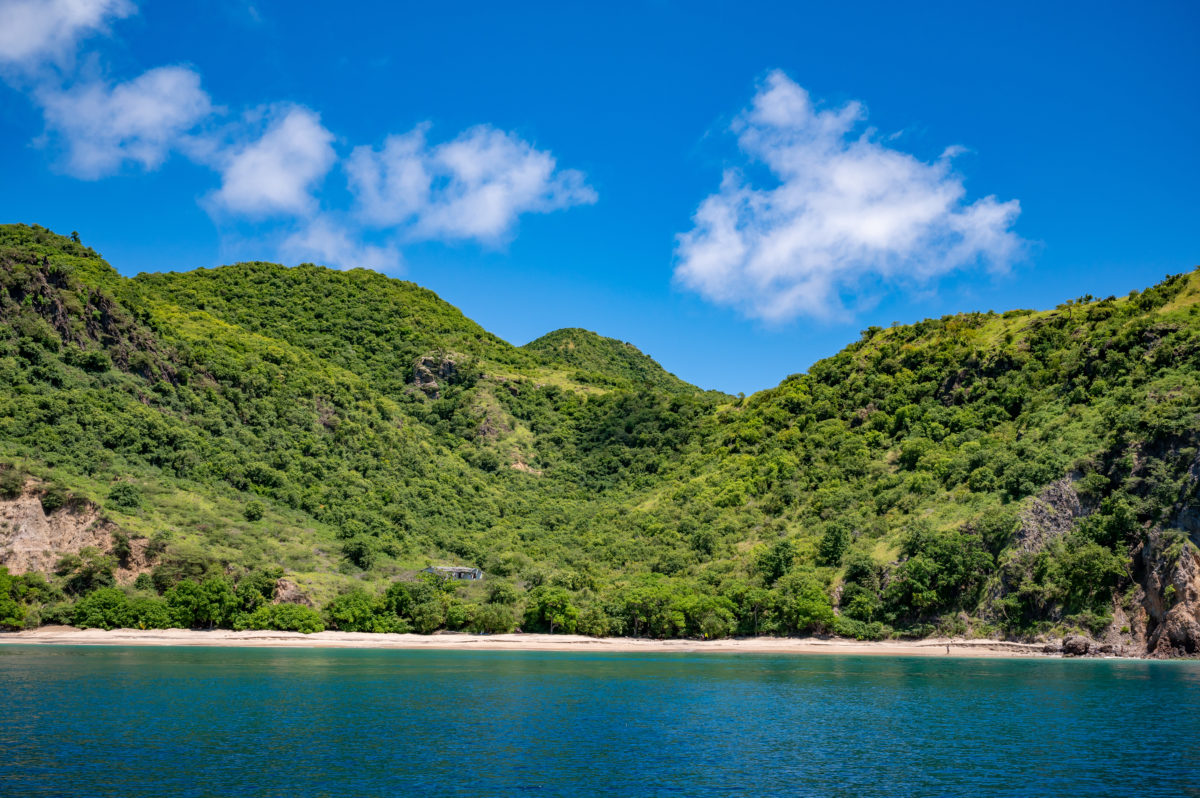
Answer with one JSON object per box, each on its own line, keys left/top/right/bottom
{"left": 422, "top": 565, "right": 483, "bottom": 581}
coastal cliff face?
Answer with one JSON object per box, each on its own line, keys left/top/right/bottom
{"left": 1139, "top": 531, "right": 1200, "bottom": 657}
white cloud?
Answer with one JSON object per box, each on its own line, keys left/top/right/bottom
{"left": 347, "top": 123, "right": 596, "bottom": 244}
{"left": 209, "top": 105, "right": 336, "bottom": 217}
{"left": 0, "top": 0, "right": 133, "bottom": 70}
{"left": 675, "top": 70, "right": 1023, "bottom": 321}
{"left": 36, "top": 65, "right": 212, "bottom": 178}
{"left": 279, "top": 216, "right": 401, "bottom": 272}
{"left": 0, "top": 2, "right": 593, "bottom": 266}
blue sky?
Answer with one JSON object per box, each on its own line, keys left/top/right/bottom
{"left": 1, "top": 1, "right": 1196, "bottom": 394}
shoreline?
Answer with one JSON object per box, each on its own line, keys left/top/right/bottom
{"left": 0, "top": 626, "right": 1061, "bottom": 658}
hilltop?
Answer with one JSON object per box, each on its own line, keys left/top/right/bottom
{"left": 523, "top": 328, "right": 699, "bottom": 394}
{"left": 1, "top": 224, "right": 1198, "bottom": 657}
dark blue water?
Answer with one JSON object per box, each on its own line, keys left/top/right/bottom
{"left": 1, "top": 646, "right": 1197, "bottom": 797}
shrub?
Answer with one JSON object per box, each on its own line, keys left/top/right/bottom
{"left": 470, "top": 603, "right": 515, "bottom": 634}
{"left": 0, "top": 467, "right": 24, "bottom": 499}
{"left": 38, "top": 484, "right": 68, "bottom": 514}
{"left": 236, "top": 603, "right": 324, "bottom": 633}
{"left": 833, "top": 615, "right": 888, "bottom": 641}
{"left": 56, "top": 548, "right": 116, "bottom": 596}
{"left": 107, "top": 483, "right": 141, "bottom": 510}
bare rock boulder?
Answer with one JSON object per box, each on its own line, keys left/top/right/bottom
{"left": 1062, "top": 635, "right": 1092, "bottom": 657}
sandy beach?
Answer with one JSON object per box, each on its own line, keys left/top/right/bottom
{"left": 0, "top": 626, "right": 1057, "bottom": 657}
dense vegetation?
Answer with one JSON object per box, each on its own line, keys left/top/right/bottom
{"left": 1, "top": 224, "right": 1197, "bottom": 644}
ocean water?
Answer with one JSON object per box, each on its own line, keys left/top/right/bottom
{"left": 0, "top": 646, "right": 1197, "bottom": 797}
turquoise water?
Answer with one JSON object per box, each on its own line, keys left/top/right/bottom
{"left": 1, "top": 646, "right": 1197, "bottom": 797}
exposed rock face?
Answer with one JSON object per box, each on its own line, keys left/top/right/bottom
{"left": 981, "top": 477, "right": 1089, "bottom": 625}
{"left": 1015, "top": 478, "right": 1085, "bottom": 552}
{"left": 1140, "top": 532, "right": 1200, "bottom": 658}
{"left": 273, "top": 578, "right": 313, "bottom": 607}
{"left": 410, "top": 353, "right": 460, "bottom": 399}
{"left": 509, "top": 460, "right": 543, "bottom": 476}
{"left": 0, "top": 488, "right": 115, "bottom": 574}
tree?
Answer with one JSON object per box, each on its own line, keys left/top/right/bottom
{"left": 342, "top": 535, "right": 378, "bottom": 570}
{"left": 525, "top": 587, "right": 578, "bottom": 634}
{"left": 486, "top": 580, "right": 519, "bottom": 605}
{"left": 73, "top": 587, "right": 128, "bottom": 630}
{"left": 55, "top": 548, "right": 116, "bottom": 596}
{"left": 324, "top": 589, "right": 379, "bottom": 632}
{"left": 236, "top": 568, "right": 281, "bottom": 613}
{"left": 0, "top": 567, "right": 25, "bottom": 630}
{"left": 197, "top": 577, "right": 238, "bottom": 628}
{"left": 757, "top": 538, "right": 796, "bottom": 586}
{"left": 817, "top": 522, "right": 851, "bottom": 567}
{"left": 166, "top": 578, "right": 237, "bottom": 628}
{"left": 409, "top": 600, "right": 446, "bottom": 634}
{"left": 124, "top": 596, "right": 172, "bottom": 629}
{"left": 681, "top": 594, "right": 735, "bottom": 639}
{"left": 778, "top": 574, "right": 835, "bottom": 634}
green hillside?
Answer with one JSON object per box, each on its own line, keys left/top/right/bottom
{"left": 523, "top": 328, "right": 699, "bottom": 393}
{"left": 2, "top": 223, "right": 1198, "bottom": 656}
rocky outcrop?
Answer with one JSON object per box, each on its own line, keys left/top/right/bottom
{"left": 410, "top": 353, "right": 461, "bottom": 399}
{"left": 273, "top": 578, "right": 313, "bottom": 607}
{"left": 1015, "top": 478, "right": 1085, "bottom": 552}
{"left": 0, "top": 487, "right": 115, "bottom": 574}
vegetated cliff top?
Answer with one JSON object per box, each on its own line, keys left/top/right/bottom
{"left": 2, "top": 222, "right": 1200, "bottom": 656}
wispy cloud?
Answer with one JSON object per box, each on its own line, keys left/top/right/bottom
{"left": 0, "top": 0, "right": 132, "bottom": 72}
{"left": 35, "top": 66, "right": 212, "bottom": 178}
{"left": 675, "top": 70, "right": 1023, "bottom": 322}
{"left": 280, "top": 215, "right": 402, "bottom": 272}
{"left": 347, "top": 123, "right": 596, "bottom": 245}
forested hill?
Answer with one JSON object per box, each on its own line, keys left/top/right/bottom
{"left": 523, "top": 328, "right": 698, "bottom": 393}
{"left": 2, "top": 223, "right": 1199, "bottom": 658}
